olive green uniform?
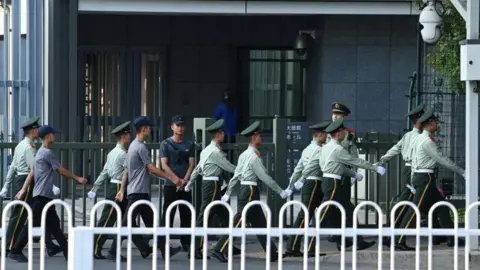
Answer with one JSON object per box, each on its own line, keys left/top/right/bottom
{"left": 396, "top": 129, "right": 464, "bottom": 244}
{"left": 90, "top": 144, "right": 128, "bottom": 256}
{"left": 185, "top": 140, "right": 236, "bottom": 250}
{"left": 378, "top": 127, "right": 421, "bottom": 227}
{"left": 214, "top": 145, "right": 285, "bottom": 258}
{"left": 308, "top": 133, "right": 379, "bottom": 252}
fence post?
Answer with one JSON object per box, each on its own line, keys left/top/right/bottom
{"left": 272, "top": 118, "right": 288, "bottom": 227}
{"left": 68, "top": 226, "right": 94, "bottom": 270}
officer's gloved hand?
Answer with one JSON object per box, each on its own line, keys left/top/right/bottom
{"left": 351, "top": 172, "right": 364, "bottom": 184}
{"left": 462, "top": 173, "right": 466, "bottom": 179}
{"left": 87, "top": 191, "right": 96, "bottom": 200}
{"left": 52, "top": 185, "right": 60, "bottom": 196}
{"left": 405, "top": 184, "right": 416, "bottom": 194}
{"left": 279, "top": 190, "right": 289, "bottom": 199}
{"left": 375, "top": 166, "right": 386, "bottom": 176}
{"left": 0, "top": 185, "right": 8, "bottom": 198}
{"left": 294, "top": 181, "right": 304, "bottom": 190}
{"left": 221, "top": 194, "right": 230, "bottom": 202}
{"left": 184, "top": 185, "right": 191, "bottom": 192}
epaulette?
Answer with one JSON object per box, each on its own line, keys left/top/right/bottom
{"left": 345, "top": 127, "right": 356, "bottom": 134}
{"left": 429, "top": 135, "right": 435, "bottom": 142}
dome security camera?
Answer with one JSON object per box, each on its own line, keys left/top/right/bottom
{"left": 294, "top": 32, "right": 313, "bottom": 56}
{"left": 419, "top": 1, "right": 443, "bottom": 44}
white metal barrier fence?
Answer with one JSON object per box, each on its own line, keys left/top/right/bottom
{"left": 1, "top": 199, "right": 478, "bottom": 270}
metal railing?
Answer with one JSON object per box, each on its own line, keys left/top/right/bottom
{"left": 0, "top": 199, "right": 477, "bottom": 270}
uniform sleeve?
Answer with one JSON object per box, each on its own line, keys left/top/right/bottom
{"left": 24, "top": 146, "right": 36, "bottom": 170}
{"left": 251, "top": 157, "right": 283, "bottom": 194}
{"left": 4, "top": 165, "right": 16, "bottom": 188}
{"left": 289, "top": 153, "right": 305, "bottom": 186}
{"left": 301, "top": 150, "right": 320, "bottom": 179}
{"left": 423, "top": 140, "right": 465, "bottom": 175}
{"left": 186, "top": 164, "right": 200, "bottom": 189}
{"left": 139, "top": 145, "right": 152, "bottom": 166}
{"left": 335, "top": 148, "right": 377, "bottom": 172}
{"left": 212, "top": 150, "right": 236, "bottom": 173}
{"left": 48, "top": 151, "right": 61, "bottom": 170}
{"left": 378, "top": 137, "right": 403, "bottom": 165}
{"left": 344, "top": 169, "right": 357, "bottom": 178}
{"left": 224, "top": 166, "right": 241, "bottom": 196}
{"left": 91, "top": 165, "right": 109, "bottom": 193}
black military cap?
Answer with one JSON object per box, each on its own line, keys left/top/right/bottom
{"left": 111, "top": 121, "right": 131, "bottom": 135}
{"left": 21, "top": 116, "right": 40, "bottom": 130}
{"left": 309, "top": 121, "right": 331, "bottom": 131}
{"left": 406, "top": 103, "right": 425, "bottom": 117}
{"left": 206, "top": 119, "right": 224, "bottom": 133}
{"left": 240, "top": 121, "right": 261, "bottom": 137}
{"left": 417, "top": 107, "right": 438, "bottom": 124}
{"left": 172, "top": 115, "right": 185, "bottom": 125}
{"left": 325, "top": 118, "right": 345, "bottom": 134}
{"left": 133, "top": 116, "right": 153, "bottom": 127}
{"left": 331, "top": 102, "right": 351, "bottom": 115}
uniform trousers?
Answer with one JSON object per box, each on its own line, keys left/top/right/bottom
{"left": 5, "top": 175, "right": 58, "bottom": 252}
{"left": 286, "top": 179, "right": 323, "bottom": 253}
{"left": 396, "top": 172, "right": 453, "bottom": 244}
{"left": 93, "top": 183, "right": 128, "bottom": 255}
{"left": 214, "top": 184, "right": 277, "bottom": 257}
{"left": 10, "top": 196, "right": 68, "bottom": 257}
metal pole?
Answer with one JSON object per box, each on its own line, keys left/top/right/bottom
{"left": 465, "top": 0, "right": 480, "bottom": 250}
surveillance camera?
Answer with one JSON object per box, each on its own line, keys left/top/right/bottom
{"left": 419, "top": 1, "right": 443, "bottom": 44}
{"left": 294, "top": 32, "right": 311, "bottom": 56}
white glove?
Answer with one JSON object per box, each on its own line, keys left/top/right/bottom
{"left": 462, "top": 173, "right": 466, "bottom": 179}
{"left": 279, "top": 190, "right": 289, "bottom": 199}
{"left": 0, "top": 186, "right": 8, "bottom": 198}
{"left": 285, "top": 189, "right": 293, "bottom": 197}
{"left": 184, "top": 185, "right": 191, "bottom": 192}
{"left": 52, "top": 185, "right": 60, "bottom": 196}
{"left": 221, "top": 195, "right": 230, "bottom": 202}
{"left": 405, "top": 184, "right": 416, "bottom": 194}
{"left": 375, "top": 166, "right": 386, "bottom": 176}
{"left": 87, "top": 191, "right": 96, "bottom": 200}
{"left": 351, "top": 173, "right": 364, "bottom": 184}
{"left": 294, "top": 181, "right": 304, "bottom": 190}
{"left": 372, "top": 162, "right": 379, "bottom": 166}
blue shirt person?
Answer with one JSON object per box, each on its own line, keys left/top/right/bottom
{"left": 214, "top": 89, "right": 237, "bottom": 143}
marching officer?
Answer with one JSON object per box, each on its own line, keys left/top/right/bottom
{"left": 87, "top": 121, "right": 131, "bottom": 259}
{"left": 307, "top": 118, "right": 385, "bottom": 254}
{"left": 210, "top": 121, "right": 291, "bottom": 263}
{"left": 284, "top": 121, "right": 331, "bottom": 257}
{"left": 8, "top": 125, "right": 88, "bottom": 262}
{"left": 395, "top": 107, "right": 465, "bottom": 250}
{"left": 184, "top": 119, "right": 240, "bottom": 259}
{"left": 0, "top": 117, "right": 61, "bottom": 256}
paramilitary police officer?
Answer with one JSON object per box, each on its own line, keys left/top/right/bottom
{"left": 210, "top": 121, "right": 291, "bottom": 263}
{"left": 307, "top": 118, "right": 385, "bottom": 254}
{"left": 375, "top": 103, "right": 433, "bottom": 246}
{"left": 87, "top": 121, "right": 131, "bottom": 259}
{"left": 184, "top": 119, "right": 240, "bottom": 259}
{"left": 395, "top": 108, "right": 465, "bottom": 250}
{"left": 0, "top": 117, "right": 61, "bottom": 257}
{"left": 284, "top": 121, "right": 331, "bottom": 258}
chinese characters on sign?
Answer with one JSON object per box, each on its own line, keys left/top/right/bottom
{"left": 286, "top": 122, "right": 309, "bottom": 180}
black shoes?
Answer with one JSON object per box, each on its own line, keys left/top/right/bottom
{"left": 188, "top": 249, "right": 211, "bottom": 260}
{"left": 210, "top": 249, "right": 228, "bottom": 263}
{"left": 47, "top": 245, "right": 62, "bottom": 257}
{"left": 336, "top": 239, "right": 376, "bottom": 251}
{"left": 283, "top": 250, "right": 303, "bottom": 258}
{"left": 8, "top": 252, "right": 28, "bottom": 263}
{"left": 394, "top": 243, "right": 415, "bottom": 251}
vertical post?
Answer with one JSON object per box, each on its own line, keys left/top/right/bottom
{"left": 43, "top": 0, "right": 50, "bottom": 122}
{"left": 68, "top": 0, "right": 78, "bottom": 142}
{"left": 68, "top": 227, "right": 94, "bottom": 270}
{"left": 12, "top": 0, "right": 21, "bottom": 140}
{"left": 465, "top": 0, "right": 480, "bottom": 250}
{"left": 272, "top": 118, "right": 287, "bottom": 227}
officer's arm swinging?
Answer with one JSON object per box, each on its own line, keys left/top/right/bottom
{"left": 224, "top": 168, "right": 241, "bottom": 197}
{"left": 378, "top": 136, "right": 404, "bottom": 165}
{"left": 213, "top": 151, "right": 236, "bottom": 173}
{"left": 91, "top": 165, "right": 109, "bottom": 193}
{"left": 251, "top": 157, "right": 283, "bottom": 194}
{"left": 289, "top": 152, "right": 305, "bottom": 185}
{"left": 423, "top": 139, "right": 465, "bottom": 176}
{"left": 336, "top": 148, "right": 377, "bottom": 172}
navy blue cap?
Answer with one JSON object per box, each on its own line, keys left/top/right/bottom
{"left": 133, "top": 116, "right": 153, "bottom": 127}
{"left": 38, "top": 125, "right": 61, "bottom": 137}
{"left": 172, "top": 115, "right": 185, "bottom": 125}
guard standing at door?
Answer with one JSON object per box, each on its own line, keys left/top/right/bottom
{"left": 210, "top": 121, "right": 291, "bottom": 263}
{"left": 8, "top": 125, "right": 88, "bottom": 262}
{"left": 395, "top": 108, "right": 465, "bottom": 250}
{"left": 284, "top": 121, "right": 331, "bottom": 257}
{"left": 0, "top": 117, "right": 61, "bottom": 257}
{"left": 106, "top": 116, "right": 183, "bottom": 261}
{"left": 184, "top": 119, "right": 240, "bottom": 259}
{"left": 375, "top": 104, "right": 424, "bottom": 244}
{"left": 307, "top": 118, "right": 385, "bottom": 255}
{"left": 87, "top": 121, "right": 131, "bottom": 259}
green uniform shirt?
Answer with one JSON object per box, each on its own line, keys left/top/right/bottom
{"left": 320, "top": 139, "right": 376, "bottom": 176}
{"left": 186, "top": 141, "right": 236, "bottom": 189}
{"left": 4, "top": 137, "right": 36, "bottom": 188}
{"left": 378, "top": 128, "right": 421, "bottom": 165}
{"left": 327, "top": 128, "right": 359, "bottom": 169}
{"left": 412, "top": 131, "right": 464, "bottom": 175}
{"left": 288, "top": 141, "right": 319, "bottom": 188}
{"left": 225, "top": 146, "right": 283, "bottom": 196}
{"left": 91, "top": 144, "right": 127, "bottom": 193}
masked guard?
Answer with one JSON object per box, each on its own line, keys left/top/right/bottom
{"left": 87, "top": 121, "right": 131, "bottom": 259}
